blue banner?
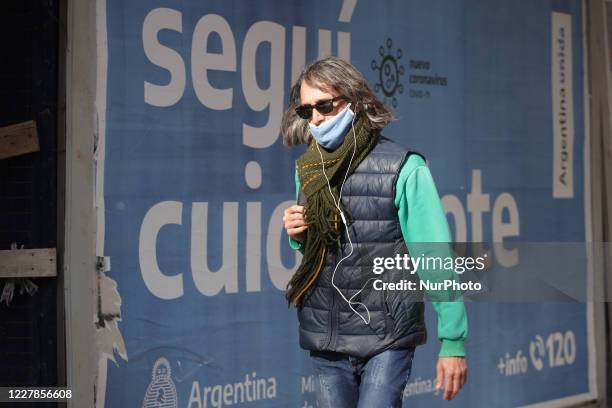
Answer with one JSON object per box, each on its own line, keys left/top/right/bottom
{"left": 98, "top": 0, "right": 593, "bottom": 406}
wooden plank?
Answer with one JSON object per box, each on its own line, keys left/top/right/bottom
{"left": 0, "top": 120, "right": 40, "bottom": 160}
{"left": 0, "top": 248, "right": 56, "bottom": 278}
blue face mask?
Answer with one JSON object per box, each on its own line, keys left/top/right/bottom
{"left": 308, "top": 104, "right": 355, "bottom": 150}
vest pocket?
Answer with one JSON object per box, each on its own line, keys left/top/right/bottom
{"left": 297, "top": 285, "right": 330, "bottom": 333}
{"left": 335, "top": 282, "right": 387, "bottom": 336}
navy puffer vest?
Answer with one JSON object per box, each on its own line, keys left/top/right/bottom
{"left": 297, "top": 136, "right": 427, "bottom": 358}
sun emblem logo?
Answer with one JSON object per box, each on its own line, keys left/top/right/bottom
{"left": 371, "top": 38, "right": 405, "bottom": 108}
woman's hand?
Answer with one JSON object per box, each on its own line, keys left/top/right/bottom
{"left": 283, "top": 205, "right": 308, "bottom": 243}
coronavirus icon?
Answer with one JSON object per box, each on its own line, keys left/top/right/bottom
{"left": 371, "top": 38, "right": 405, "bottom": 108}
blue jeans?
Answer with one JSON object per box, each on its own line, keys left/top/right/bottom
{"left": 309, "top": 347, "right": 416, "bottom": 408}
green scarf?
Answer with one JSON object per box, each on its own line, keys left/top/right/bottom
{"left": 286, "top": 115, "right": 379, "bottom": 307}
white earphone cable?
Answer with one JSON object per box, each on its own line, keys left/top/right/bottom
{"left": 314, "top": 107, "right": 373, "bottom": 325}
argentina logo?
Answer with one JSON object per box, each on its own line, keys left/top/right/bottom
{"left": 142, "top": 357, "right": 178, "bottom": 408}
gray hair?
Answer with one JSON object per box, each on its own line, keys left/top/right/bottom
{"left": 281, "top": 56, "right": 394, "bottom": 147}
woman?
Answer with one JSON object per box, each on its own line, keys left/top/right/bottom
{"left": 281, "top": 56, "right": 467, "bottom": 407}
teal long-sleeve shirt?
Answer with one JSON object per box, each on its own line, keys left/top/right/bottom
{"left": 289, "top": 153, "right": 468, "bottom": 357}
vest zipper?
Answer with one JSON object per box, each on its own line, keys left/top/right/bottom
{"left": 326, "top": 285, "right": 337, "bottom": 349}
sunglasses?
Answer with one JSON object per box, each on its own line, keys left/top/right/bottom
{"left": 295, "top": 97, "right": 347, "bottom": 120}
